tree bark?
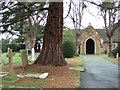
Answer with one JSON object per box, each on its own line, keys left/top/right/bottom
{"left": 35, "top": 2, "right": 67, "bottom": 66}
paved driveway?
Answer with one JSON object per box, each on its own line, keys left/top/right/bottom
{"left": 80, "top": 55, "right": 119, "bottom": 88}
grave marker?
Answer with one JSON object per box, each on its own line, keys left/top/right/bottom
{"left": 6, "top": 49, "right": 15, "bottom": 74}
{"left": 116, "top": 53, "right": 119, "bottom": 60}
{"left": 21, "top": 50, "right": 28, "bottom": 69}
{"left": 31, "top": 48, "right": 35, "bottom": 61}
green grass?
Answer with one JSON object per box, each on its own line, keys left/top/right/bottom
{"left": 66, "top": 56, "right": 84, "bottom": 72}
{"left": 13, "top": 80, "right": 46, "bottom": 88}
{"left": 1, "top": 52, "right": 39, "bottom": 66}
{"left": 104, "top": 55, "right": 113, "bottom": 61}
{"left": 1, "top": 73, "right": 46, "bottom": 88}
{"left": 103, "top": 55, "right": 119, "bottom": 64}
{"left": 68, "top": 57, "right": 82, "bottom": 61}
{"left": 2, "top": 73, "right": 19, "bottom": 83}
{"left": 70, "top": 66, "right": 85, "bottom": 72}
{"left": 2, "top": 85, "right": 40, "bottom": 89}
{"left": 66, "top": 56, "right": 83, "bottom": 65}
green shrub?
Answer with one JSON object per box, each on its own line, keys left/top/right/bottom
{"left": 1, "top": 43, "right": 25, "bottom": 52}
{"left": 8, "top": 44, "right": 21, "bottom": 52}
{"left": 63, "top": 30, "right": 76, "bottom": 43}
{"left": 62, "top": 40, "right": 76, "bottom": 58}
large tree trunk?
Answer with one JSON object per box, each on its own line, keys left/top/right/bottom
{"left": 35, "top": 2, "right": 67, "bottom": 66}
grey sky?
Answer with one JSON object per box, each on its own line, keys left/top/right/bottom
{"left": 63, "top": 0, "right": 104, "bottom": 29}
{"left": 63, "top": 0, "right": 119, "bottom": 29}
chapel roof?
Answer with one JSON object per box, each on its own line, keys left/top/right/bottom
{"left": 81, "top": 25, "right": 119, "bottom": 42}
{"left": 95, "top": 29, "right": 119, "bottom": 42}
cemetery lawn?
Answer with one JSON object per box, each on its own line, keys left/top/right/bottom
{"left": 103, "top": 55, "right": 120, "bottom": 65}
{"left": 1, "top": 53, "right": 39, "bottom": 65}
{"left": 0, "top": 53, "right": 83, "bottom": 88}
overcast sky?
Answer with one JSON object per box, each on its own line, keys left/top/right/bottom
{"left": 63, "top": 0, "right": 119, "bottom": 29}
{"left": 63, "top": 0, "right": 105, "bottom": 29}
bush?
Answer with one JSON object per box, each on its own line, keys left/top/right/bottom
{"left": 1, "top": 43, "right": 25, "bottom": 53}
{"left": 8, "top": 44, "right": 20, "bottom": 52}
{"left": 63, "top": 30, "right": 76, "bottom": 43}
{"left": 62, "top": 40, "right": 76, "bottom": 58}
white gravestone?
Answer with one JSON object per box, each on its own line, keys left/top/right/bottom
{"left": 31, "top": 48, "right": 35, "bottom": 61}
{"left": 116, "top": 53, "right": 119, "bottom": 60}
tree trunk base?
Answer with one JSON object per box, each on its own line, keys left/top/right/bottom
{"left": 34, "top": 48, "right": 67, "bottom": 66}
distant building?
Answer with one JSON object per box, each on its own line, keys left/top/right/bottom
{"left": 78, "top": 25, "right": 119, "bottom": 54}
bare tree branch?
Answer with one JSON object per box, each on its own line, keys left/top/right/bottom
{"left": 64, "top": 0, "right": 72, "bottom": 19}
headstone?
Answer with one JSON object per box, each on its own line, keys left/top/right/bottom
{"left": 116, "top": 53, "right": 119, "bottom": 60}
{"left": 31, "top": 48, "right": 35, "bottom": 61}
{"left": 6, "top": 49, "right": 15, "bottom": 74}
{"left": 21, "top": 50, "right": 28, "bottom": 69}
{"left": 38, "top": 73, "right": 49, "bottom": 79}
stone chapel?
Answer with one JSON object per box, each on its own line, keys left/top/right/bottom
{"left": 79, "top": 25, "right": 119, "bottom": 54}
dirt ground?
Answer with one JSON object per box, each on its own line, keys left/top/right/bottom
{"left": 1, "top": 58, "right": 82, "bottom": 88}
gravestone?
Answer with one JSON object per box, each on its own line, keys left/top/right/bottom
{"left": 116, "top": 53, "right": 120, "bottom": 61}
{"left": 31, "top": 48, "right": 35, "bottom": 61}
{"left": 21, "top": 50, "right": 28, "bottom": 69}
{"left": 6, "top": 49, "right": 15, "bottom": 74}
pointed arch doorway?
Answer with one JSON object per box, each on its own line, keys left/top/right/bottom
{"left": 86, "top": 38, "right": 95, "bottom": 54}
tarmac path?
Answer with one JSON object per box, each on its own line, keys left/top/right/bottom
{"left": 80, "top": 55, "right": 119, "bottom": 88}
